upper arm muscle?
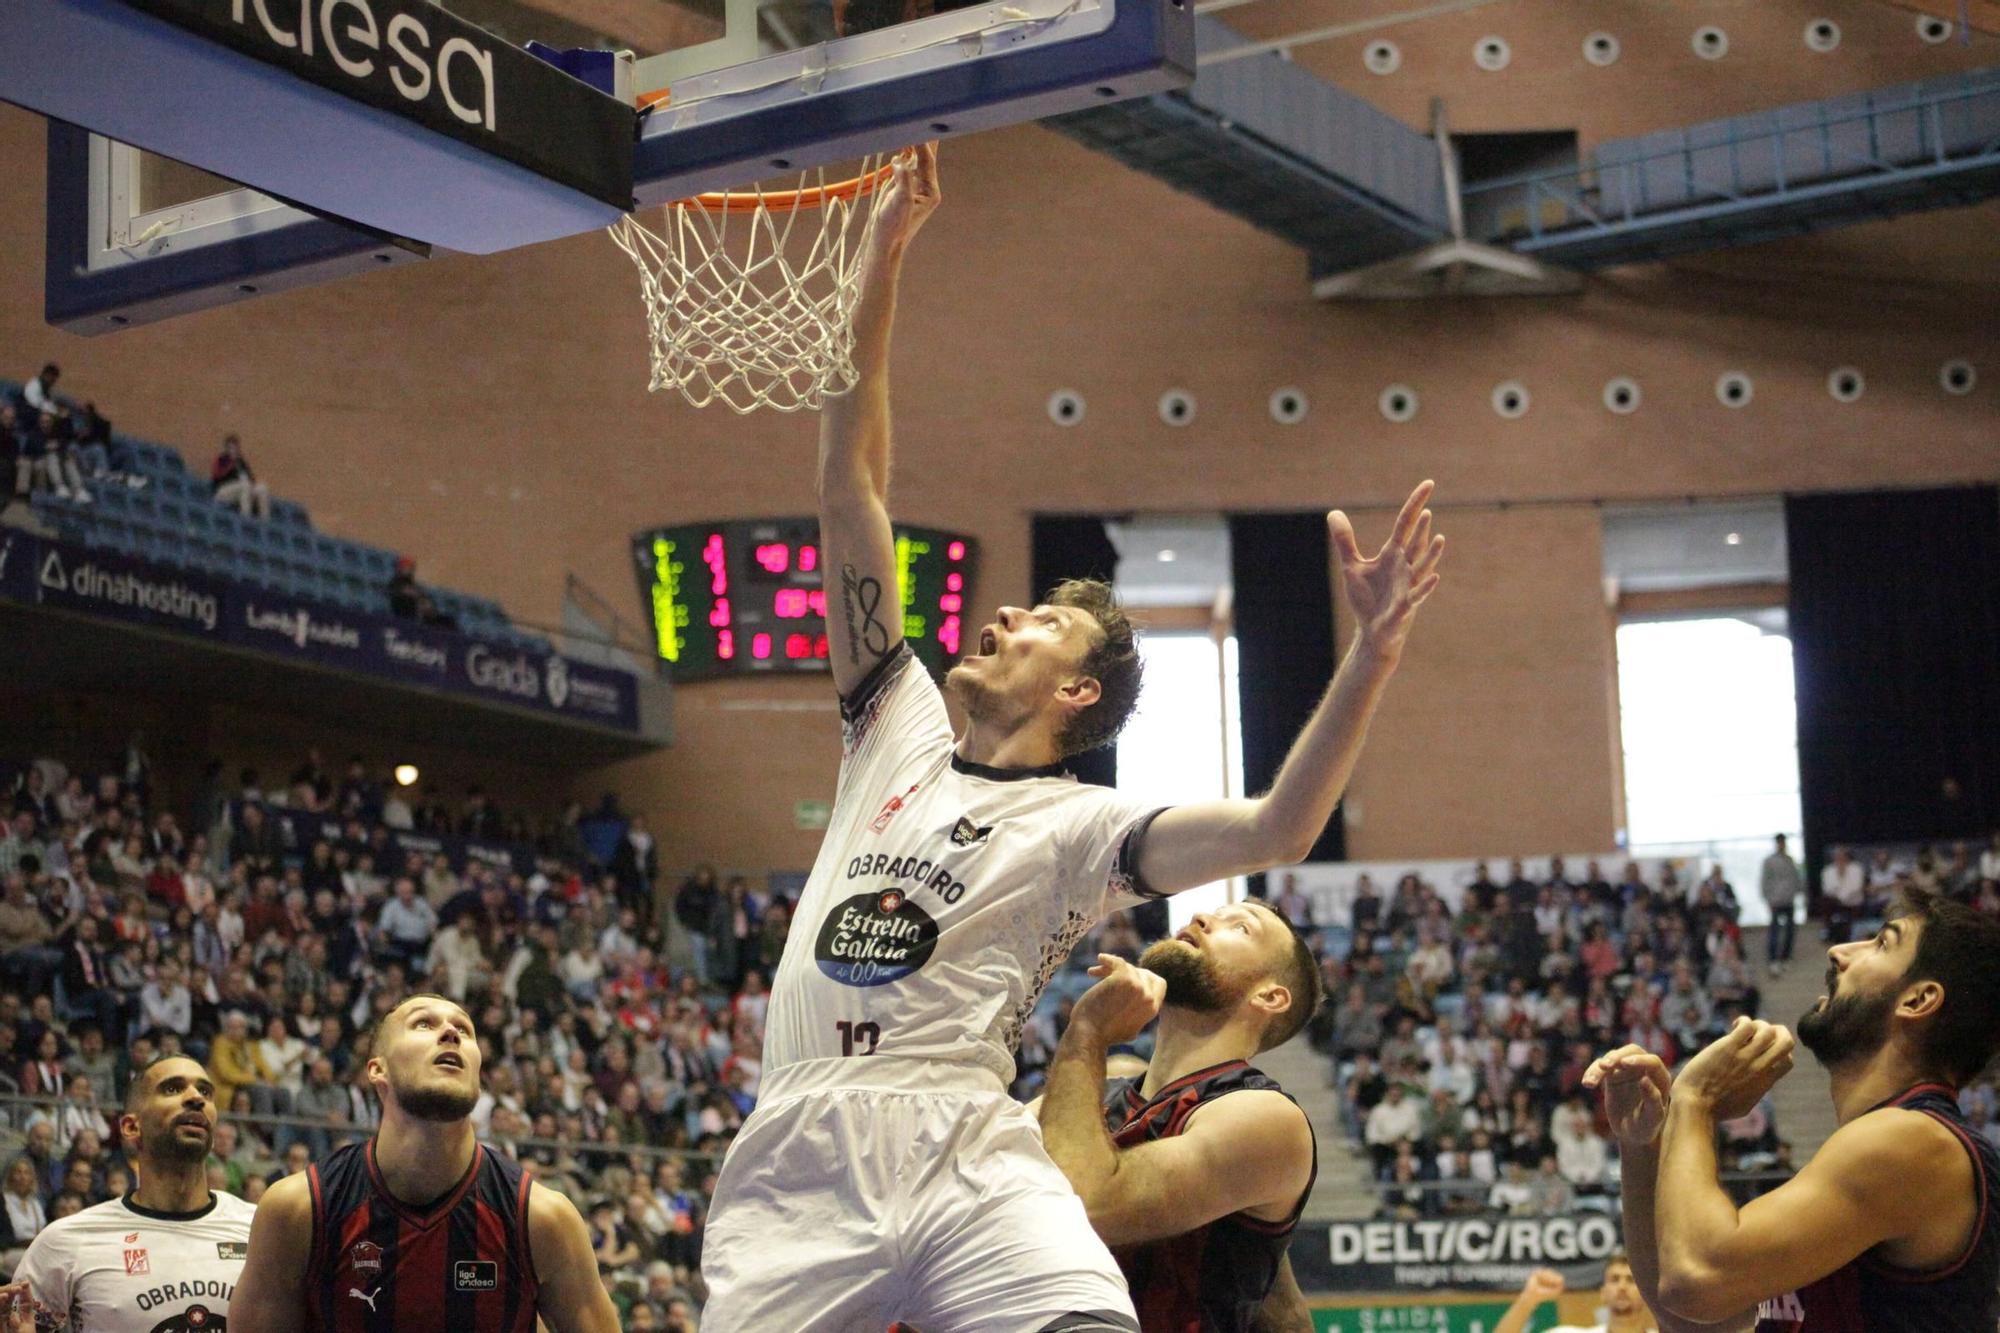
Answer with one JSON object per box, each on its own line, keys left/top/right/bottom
{"left": 1659, "top": 1110, "right": 1960, "bottom": 1322}
{"left": 820, "top": 491, "right": 904, "bottom": 699}
{"left": 1085, "top": 1091, "right": 1312, "bottom": 1248}
{"left": 1135, "top": 800, "right": 1283, "bottom": 898}
{"left": 530, "top": 1184, "right": 624, "bottom": 1333}
{"left": 230, "top": 1174, "right": 313, "bottom": 1333}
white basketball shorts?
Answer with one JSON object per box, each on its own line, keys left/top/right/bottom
{"left": 700, "top": 1057, "right": 1137, "bottom": 1333}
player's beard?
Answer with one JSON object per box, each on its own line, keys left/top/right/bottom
{"left": 1137, "top": 939, "right": 1237, "bottom": 1013}
{"left": 396, "top": 1078, "right": 479, "bottom": 1123}
{"left": 143, "top": 1120, "right": 213, "bottom": 1167}
{"left": 1796, "top": 964, "right": 1898, "bottom": 1068}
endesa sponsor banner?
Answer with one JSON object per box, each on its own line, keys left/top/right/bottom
{"left": 1, "top": 538, "right": 638, "bottom": 731}
{"left": 1290, "top": 1214, "right": 1622, "bottom": 1293}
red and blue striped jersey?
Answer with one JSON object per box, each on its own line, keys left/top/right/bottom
{"left": 305, "top": 1139, "right": 539, "bottom": 1333}
{"left": 1101, "top": 1059, "right": 1317, "bottom": 1333}
{"left": 1754, "top": 1083, "right": 1998, "bottom": 1332}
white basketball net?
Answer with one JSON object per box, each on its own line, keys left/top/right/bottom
{"left": 609, "top": 156, "right": 894, "bottom": 414}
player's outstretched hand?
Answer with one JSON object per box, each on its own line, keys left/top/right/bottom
{"left": 1070, "top": 954, "right": 1166, "bottom": 1045}
{"left": 1521, "top": 1268, "right": 1565, "bottom": 1300}
{"left": 1675, "top": 1016, "right": 1795, "bottom": 1123}
{"left": 871, "top": 142, "right": 941, "bottom": 257}
{"left": 1329, "top": 480, "right": 1445, "bottom": 669}
{"left": 1583, "top": 1044, "right": 1672, "bottom": 1148}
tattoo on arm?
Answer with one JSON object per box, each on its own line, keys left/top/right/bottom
{"left": 841, "top": 564, "right": 890, "bottom": 664}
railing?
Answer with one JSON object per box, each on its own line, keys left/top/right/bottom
{"left": 1463, "top": 74, "right": 2000, "bottom": 247}
{"left": 1355, "top": 1169, "right": 1792, "bottom": 1200}
{"left": 563, "top": 572, "right": 654, "bottom": 658}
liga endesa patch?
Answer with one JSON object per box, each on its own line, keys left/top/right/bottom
{"left": 814, "top": 889, "right": 939, "bottom": 986}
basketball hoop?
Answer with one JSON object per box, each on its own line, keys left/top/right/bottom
{"left": 609, "top": 153, "right": 900, "bottom": 414}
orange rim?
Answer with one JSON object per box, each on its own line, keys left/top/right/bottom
{"left": 676, "top": 160, "right": 898, "bottom": 215}
{"left": 632, "top": 94, "right": 901, "bottom": 215}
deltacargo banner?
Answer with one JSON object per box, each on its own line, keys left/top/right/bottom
{"left": 1290, "top": 1213, "right": 1622, "bottom": 1293}
{"left": 0, "top": 532, "right": 639, "bottom": 732}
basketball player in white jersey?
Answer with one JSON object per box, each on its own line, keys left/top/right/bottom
{"left": 698, "top": 143, "right": 1447, "bottom": 1332}
{"left": 0, "top": 1056, "right": 255, "bottom": 1331}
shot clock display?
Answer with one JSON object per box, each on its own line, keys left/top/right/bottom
{"left": 633, "top": 518, "right": 977, "bottom": 681}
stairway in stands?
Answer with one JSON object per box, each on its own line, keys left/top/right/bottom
{"left": 1254, "top": 1036, "right": 1378, "bottom": 1220}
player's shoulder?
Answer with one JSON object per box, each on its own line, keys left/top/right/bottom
{"left": 1182, "top": 1085, "right": 1312, "bottom": 1147}
{"left": 1830, "top": 1101, "right": 1966, "bottom": 1155}
{"left": 1816, "top": 1102, "right": 1970, "bottom": 1187}
{"left": 27, "top": 1194, "right": 136, "bottom": 1247}
{"left": 209, "top": 1189, "right": 259, "bottom": 1223}
{"left": 253, "top": 1170, "right": 315, "bottom": 1226}
{"left": 524, "top": 1178, "right": 578, "bottom": 1223}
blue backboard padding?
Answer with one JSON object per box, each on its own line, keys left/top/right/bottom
{"left": 2, "top": 0, "right": 628, "bottom": 254}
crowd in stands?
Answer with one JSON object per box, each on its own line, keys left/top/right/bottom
{"left": 0, "top": 744, "right": 772, "bottom": 1331}
{"left": 1274, "top": 842, "right": 2000, "bottom": 1221}
{"left": 3, "top": 365, "right": 118, "bottom": 507}
{"left": 3, "top": 707, "right": 1995, "bottom": 1322}
{"left": 1284, "top": 856, "right": 1775, "bottom": 1220}
{"left": 2, "top": 363, "right": 281, "bottom": 520}
{"left": 4, "top": 362, "right": 483, "bottom": 634}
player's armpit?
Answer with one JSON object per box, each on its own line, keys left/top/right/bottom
{"left": 1654, "top": 1108, "right": 1966, "bottom": 1322}
{"left": 228, "top": 1172, "right": 314, "bottom": 1333}
{"left": 1247, "top": 1253, "right": 1312, "bottom": 1333}
{"left": 1080, "top": 1090, "right": 1312, "bottom": 1249}
{"left": 528, "top": 1183, "right": 624, "bottom": 1333}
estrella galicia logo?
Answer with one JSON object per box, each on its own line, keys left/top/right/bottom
{"left": 949, "top": 816, "right": 991, "bottom": 847}
{"left": 815, "top": 889, "right": 939, "bottom": 987}
{"left": 453, "top": 1260, "right": 499, "bottom": 1291}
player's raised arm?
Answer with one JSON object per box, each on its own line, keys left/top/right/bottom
{"left": 819, "top": 143, "right": 940, "bottom": 697}
{"left": 229, "top": 1172, "right": 313, "bottom": 1333}
{"left": 1135, "top": 481, "right": 1445, "bottom": 895}
{"left": 529, "top": 1182, "right": 624, "bottom": 1333}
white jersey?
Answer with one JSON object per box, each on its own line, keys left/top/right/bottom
{"left": 14, "top": 1191, "right": 255, "bottom": 1332}
{"left": 765, "top": 645, "right": 1166, "bottom": 1086}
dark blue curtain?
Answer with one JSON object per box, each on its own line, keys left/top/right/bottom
{"left": 1030, "top": 515, "right": 1120, "bottom": 791}
{"left": 1229, "top": 513, "right": 1345, "bottom": 894}
{"left": 1786, "top": 485, "right": 2000, "bottom": 870}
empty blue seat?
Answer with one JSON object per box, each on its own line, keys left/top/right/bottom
{"left": 100, "top": 518, "right": 139, "bottom": 558}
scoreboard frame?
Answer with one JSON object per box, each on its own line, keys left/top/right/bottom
{"left": 632, "top": 518, "right": 977, "bottom": 682}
